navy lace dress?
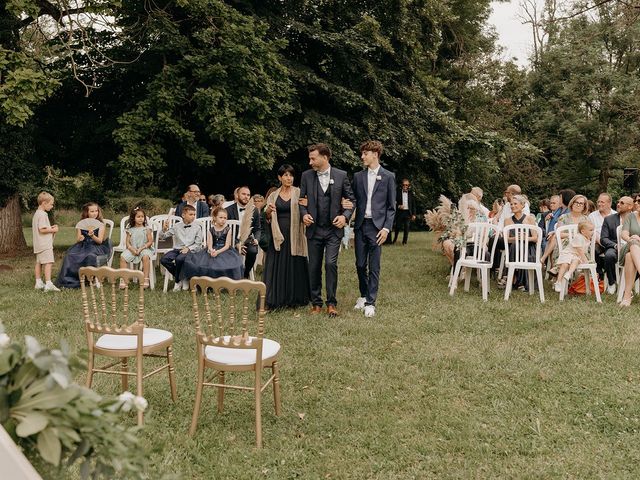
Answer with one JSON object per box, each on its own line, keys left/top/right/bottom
{"left": 56, "top": 228, "right": 112, "bottom": 288}
{"left": 262, "top": 196, "right": 310, "bottom": 309}
{"left": 180, "top": 225, "right": 244, "bottom": 281}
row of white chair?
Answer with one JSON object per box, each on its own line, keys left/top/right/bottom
{"left": 105, "top": 214, "right": 256, "bottom": 291}
{"left": 449, "top": 222, "right": 602, "bottom": 303}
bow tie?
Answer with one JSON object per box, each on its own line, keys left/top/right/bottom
{"left": 239, "top": 207, "right": 246, "bottom": 212}
{"left": 184, "top": 225, "right": 192, "bottom": 228}
{"left": 317, "top": 170, "right": 330, "bottom": 177}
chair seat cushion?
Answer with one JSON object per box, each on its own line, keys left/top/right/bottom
{"left": 204, "top": 337, "right": 280, "bottom": 366}
{"left": 95, "top": 328, "right": 172, "bottom": 350}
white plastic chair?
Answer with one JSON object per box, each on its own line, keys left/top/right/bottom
{"left": 449, "top": 222, "right": 496, "bottom": 301}
{"left": 555, "top": 225, "right": 601, "bottom": 302}
{"left": 194, "top": 217, "right": 212, "bottom": 249}
{"left": 108, "top": 216, "right": 128, "bottom": 267}
{"left": 502, "top": 224, "right": 544, "bottom": 302}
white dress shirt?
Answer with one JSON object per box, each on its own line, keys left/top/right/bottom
{"left": 317, "top": 167, "right": 331, "bottom": 193}
{"left": 401, "top": 191, "right": 409, "bottom": 210}
{"left": 588, "top": 209, "right": 612, "bottom": 242}
{"left": 365, "top": 167, "right": 380, "bottom": 218}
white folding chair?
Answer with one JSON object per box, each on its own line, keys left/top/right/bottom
{"left": 449, "top": 222, "right": 496, "bottom": 301}
{"left": 107, "top": 216, "right": 128, "bottom": 267}
{"left": 502, "top": 224, "right": 544, "bottom": 302}
{"left": 194, "top": 217, "right": 212, "bottom": 249}
{"left": 555, "top": 225, "right": 601, "bottom": 302}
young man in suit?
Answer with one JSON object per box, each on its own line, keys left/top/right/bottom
{"left": 392, "top": 178, "right": 416, "bottom": 245}
{"left": 226, "top": 186, "right": 261, "bottom": 278}
{"left": 175, "top": 184, "right": 210, "bottom": 218}
{"left": 299, "top": 143, "right": 355, "bottom": 317}
{"left": 352, "top": 140, "right": 396, "bottom": 318}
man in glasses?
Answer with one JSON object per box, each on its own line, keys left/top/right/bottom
{"left": 392, "top": 178, "right": 416, "bottom": 245}
{"left": 175, "top": 184, "right": 210, "bottom": 218}
{"left": 601, "top": 196, "right": 634, "bottom": 294}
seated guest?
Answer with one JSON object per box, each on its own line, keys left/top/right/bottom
{"left": 180, "top": 206, "right": 244, "bottom": 281}
{"left": 540, "top": 189, "right": 575, "bottom": 267}
{"left": 56, "top": 202, "right": 112, "bottom": 289}
{"left": 159, "top": 205, "right": 203, "bottom": 291}
{"left": 500, "top": 194, "right": 538, "bottom": 291}
{"left": 226, "top": 185, "right": 261, "bottom": 278}
{"left": 588, "top": 193, "right": 613, "bottom": 281}
{"left": 253, "top": 194, "right": 265, "bottom": 212}
{"left": 601, "top": 196, "right": 633, "bottom": 294}
{"left": 488, "top": 198, "right": 503, "bottom": 220}
{"left": 470, "top": 186, "right": 490, "bottom": 216}
{"left": 175, "top": 184, "right": 209, "bottom": 218}
{"left": 442, "top": 194, "right": 488, "bottom": 267}
{"left": 491, "top": 184, "right": 529, "bottom": 273}
{"left": 619, "top": 200, "right": 640, "bottom": 306}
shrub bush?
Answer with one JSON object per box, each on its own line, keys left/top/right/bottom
{"left": 106, "top": 196, "right": 173, "bottom": 217}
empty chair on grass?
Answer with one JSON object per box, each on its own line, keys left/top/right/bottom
{"left": 79, "top": 266, "right": 177, "bottom": 425}
{"left": 188, "top": 277, "right": 281, "bottom": 448}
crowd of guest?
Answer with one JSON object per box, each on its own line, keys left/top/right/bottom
{"left": 434, "top": 184, "right": 640, "bottom": 306}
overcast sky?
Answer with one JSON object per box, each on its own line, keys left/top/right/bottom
{"left": 488, "top": 1, "right": 539, "bottom": 66}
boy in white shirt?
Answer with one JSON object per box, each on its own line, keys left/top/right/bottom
{"left": 32, "top": 191, "right": 60, "bottom": 291}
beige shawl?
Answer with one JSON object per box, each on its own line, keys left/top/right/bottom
{"left": 238, "top": 199, "right": 255, "bottom": 244}
{"left": 267, "top": 187, "right": 308, "bottom": 257}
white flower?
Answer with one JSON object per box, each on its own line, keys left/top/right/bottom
{"left": 0, "top": 333, "right": 10, "bottom": 348}
{"left": 118, "top": 391, "right": 135, "bottom": 412}
{"left": 376, "top": 175, "right": 382, "bottom": 181}
{"left": 133, "top": 396, "right": 148, "bottom": 412}
{"left": 329, "top": 179, "right": 334, "bottom": 185}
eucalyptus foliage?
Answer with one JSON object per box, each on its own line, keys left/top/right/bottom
{"left": 0, "top": 324, "right": 146, "bottom": 479}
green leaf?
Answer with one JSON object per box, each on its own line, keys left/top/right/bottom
{"left": 15, "top": 412, "right": 49, "bottom": 437}
{"left": 37, "top": 427, "right": 61, "bottom": 466}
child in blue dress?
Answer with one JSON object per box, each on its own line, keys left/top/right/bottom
{"left": 56, "top": 202, "right": 112, "bottom": 288}
{"left": 119, "top": 207, "right": 154, "bottom": 288}
{"left": 181, "top": 207, "right": 244, "bottom": 281}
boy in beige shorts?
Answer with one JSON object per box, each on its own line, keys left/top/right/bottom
{"left": 33, "top": 192, "right": 60, "bottom": 291}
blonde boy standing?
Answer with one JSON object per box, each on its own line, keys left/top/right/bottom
{"left": 32, "top": 192, "right": 60, "bottom": 291}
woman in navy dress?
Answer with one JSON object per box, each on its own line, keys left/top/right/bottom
{"left": 56, "top": 202, "right": 112, "bottom": 288}
{"left": 181, "top": 207, "right": 244, "bottom": 281}
{"left": 262, "top": 164, "right": 310, "bottom": 310}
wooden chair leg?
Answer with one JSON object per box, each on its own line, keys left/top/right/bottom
{"left": 86, "top": 352, "right": 94, "bottom": 388}
{"left": 255, "top": 372, "right": 262, "bottom": 448}
{"left": 272, "top": 362, "right": 281, "bottom": 416}
{"left": 136, "top": 353, "right": 144, "bottom": 426}
{"left": 217, "top": 371, "right": 225, "bottom": 413}
{"left": 189, "top": 357, "right": 205, "bottom": 436}
{"left": 121, "top": 358, "right": 129, "bottom": 392}
{"left": 167, "top": 345, "right": 177, "bottom": 402}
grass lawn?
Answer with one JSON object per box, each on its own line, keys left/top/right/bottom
{"left": 2, "top": 228, "right": 640, "bottom": 478}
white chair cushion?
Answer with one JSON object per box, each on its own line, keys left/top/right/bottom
{"left": 95, "top": 328, "right": 172, "bottom": 350}
{"left": 204, "top": 337, "right": 280, "bottom": 366}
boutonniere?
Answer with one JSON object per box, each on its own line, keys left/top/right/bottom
{"left": 376, "top": 175, "right": 382, "bottom": 181}
{"left": 329, "top": 179, "right": 334, "bottom": 185}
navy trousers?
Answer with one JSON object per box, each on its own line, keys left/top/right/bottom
{"left": 161, "top": 249, "right": 189, "bottom": 281}
{"left": 307, "top": 226, "right": 341, "bottom": 307}
{"left": 355, "top": 219, "right": 382, "bottom": 306}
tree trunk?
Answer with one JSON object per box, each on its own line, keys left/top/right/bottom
{"left": 598, "top": 166, "right": 610, "bottom": 194}
{"left": 0, "top": 195, "right": 27, "bottom": 254}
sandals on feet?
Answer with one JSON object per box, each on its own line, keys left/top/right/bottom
{"left": 143, "top": 278, "right": 150, "bottom": 289}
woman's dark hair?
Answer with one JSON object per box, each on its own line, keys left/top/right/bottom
{"left": 538, "top": 198, "right": 551, "bottom": 209}
{"left": 277, "top": 164, "right": 295, "bottom": 177}
{"left": 126, "top": 206, "right": 147, "bottom": 228}
{"left": 559, "top": 189, "right": 576, "bottom": 207}
{"left": 211, "top": 206, "right": 227, "bottom": 218}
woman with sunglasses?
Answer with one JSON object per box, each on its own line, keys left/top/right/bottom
{"left": 619, "top": 195, "right": 640, "bottom": 306}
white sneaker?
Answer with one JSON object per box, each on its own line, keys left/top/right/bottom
{"left": 182, "top": 279, "right": 190, "bottom": 291}
{"left": 35, "top": 280, "right": 45, "bottom": 290}
{"left": 44, "top": 282, "right": 60, "bottom": 292}
{"left": 364, "top": 305, "right": 376, "bottom": 317}
{"left": 553, "top": 282, "right": 562, "bottom": 293}
{"left": 172, "top": 282, "right": 182, "bottom": 292}
{"left": 354, "top": 297, "right": 366, "bottom": 310}
{"left": 607, "top": 284, "right": 617, "bottom": 295}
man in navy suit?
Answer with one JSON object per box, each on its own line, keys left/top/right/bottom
{"left": 175, "top": 184, "right": 210, "bottom": 218}
{"left": 299, "top": 143, "right": 355, "bottom": 317}
{"left": 226, "top": 185, "right": 261, "bottom": 278}
{"left": 352, "top": 140, "right": 396, "bottom": 318}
